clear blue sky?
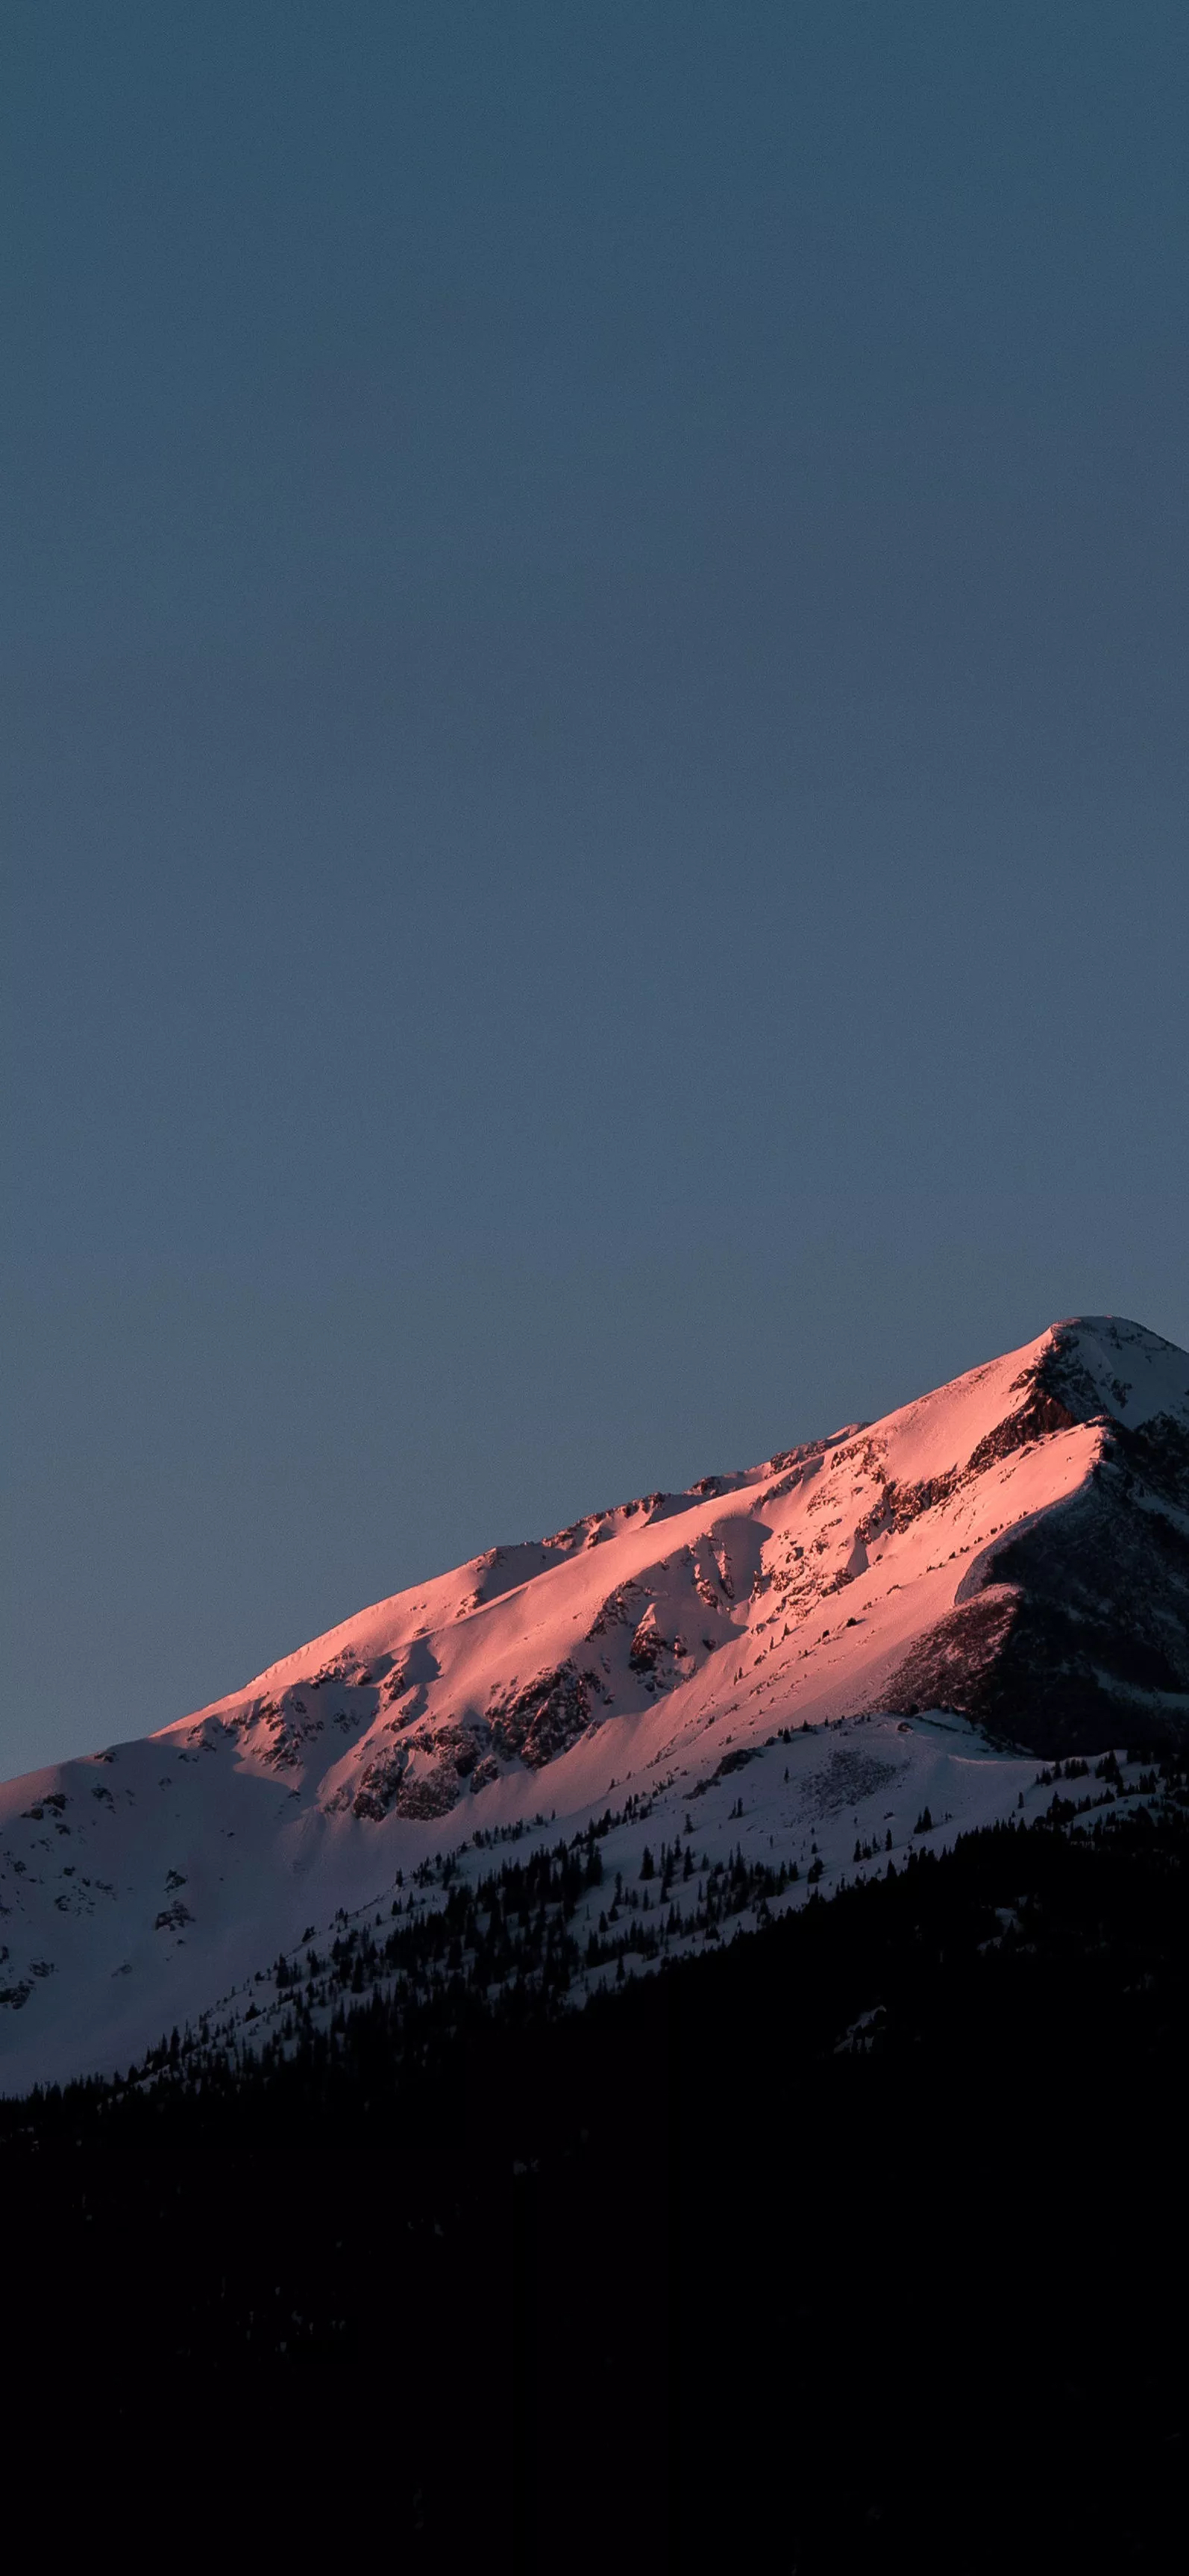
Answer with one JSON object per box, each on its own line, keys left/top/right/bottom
{"left": 3, "top": 2, "right": 1187, "bottom": 1773}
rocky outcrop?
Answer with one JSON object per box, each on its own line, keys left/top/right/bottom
{"left": 488, "top": 1661, "right": 601, "bottom": 1766}
{"left": 880, "top": 1433, "right": 1189, "bottom": 1756}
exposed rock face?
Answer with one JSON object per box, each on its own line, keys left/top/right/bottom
{"left": 876, "top": 1324, "right": 1189, "bottom": 1755}
{"left": 348, "top": 1657, "right": 610, "bottom": 1817}
{"left": 488, "top": 1662, "right": 601, "bottom": 1766}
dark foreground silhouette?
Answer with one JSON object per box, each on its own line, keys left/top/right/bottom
{"left": 4, "top": 1786, "right": 1188, "bottom": 2571}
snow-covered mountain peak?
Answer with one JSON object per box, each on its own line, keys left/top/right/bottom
{"left": 1038, "top": 1314, "right": 1189, "bottom": 1429}
{"left": 3, "top": 1311, "right": 1188, "bottom": 2092}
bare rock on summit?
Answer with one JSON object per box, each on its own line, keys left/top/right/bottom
{"left": 877, "top": 1320, "right": 1189, "bottom": 1754}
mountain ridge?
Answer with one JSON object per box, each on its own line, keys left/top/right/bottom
{"left": 3, "top": 1310, "right": 1188, "bottom": 2090}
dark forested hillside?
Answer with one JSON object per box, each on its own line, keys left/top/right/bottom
{"left": 5, "top": 1783, "right": 1189, "bottom": 2569}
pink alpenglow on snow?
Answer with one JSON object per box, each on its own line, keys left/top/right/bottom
{"left": 2, "top": 1314, "right": 1188, "bottom": 2092}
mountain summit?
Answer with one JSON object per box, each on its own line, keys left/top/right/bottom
{"left": 3, "top": 1313, "right": 1188, "bottom": 2089}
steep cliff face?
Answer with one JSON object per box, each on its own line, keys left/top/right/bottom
{"left": 875, "top": 1319, "right": 1189, "bottom": 1754}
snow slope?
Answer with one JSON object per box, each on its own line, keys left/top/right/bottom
{"left": 3, "top": 1313, "right": 1188, "bottom": 2091}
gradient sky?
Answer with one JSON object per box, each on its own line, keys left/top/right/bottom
{"left": 3, "top": 1, "right": 1187, "bottom": 1775}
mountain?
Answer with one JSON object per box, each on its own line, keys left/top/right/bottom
{"left": 3, "top": 1312, "right": 1188, "bottom": 2092}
